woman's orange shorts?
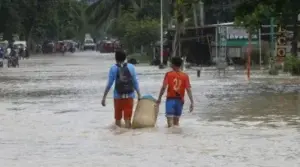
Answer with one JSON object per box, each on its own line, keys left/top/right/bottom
{"left": 114, "top": 98, "right": 134, "bottom": 120}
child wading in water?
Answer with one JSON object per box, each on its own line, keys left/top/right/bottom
{"left": 101, "top": 50, "right": 141, "bottom": 128}
{"left": 157, "top": 57, "right": 194, "bottom": 127}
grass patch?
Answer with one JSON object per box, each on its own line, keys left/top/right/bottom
{"left": 127, "top": 53, "right": 153, "bottom": 64}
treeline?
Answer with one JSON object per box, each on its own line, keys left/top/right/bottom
{"left": 86, "top": 0, "right": 300, "bottom": 55}
{"left": 0, "top": 0, "right": 97, "bottom": 43}
{"left": 85, "top": 0, "right": 170, "bottom": 53}
{"left": 1, "top": 0, "right": 299, "bottom": 55}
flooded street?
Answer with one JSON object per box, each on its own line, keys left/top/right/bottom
{"left": 0, "top": 51, "right": 300, "bottom": 167}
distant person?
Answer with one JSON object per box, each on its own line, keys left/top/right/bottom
{"left": 0, "top": 47, "right": 4, "bottom": 59}
{"left": 163, "top": 48, "right": 169, "bottom": 65}
{"left": 156, "top": 57, "right": 194, "bottom": 127}
{"left": 0, "top": 47, "right": 3, "bottom": 67}
{"left": 10, "top": 45, "right": 18, "bottom": 57}
{"left": 0, "top": 47, "right": 4, "bottom": 55}
{"left": 25, "top": 47, "right": 29, "bottom": 58}
{"left": 101, "top": 50, "right": 141, "bottom": 128}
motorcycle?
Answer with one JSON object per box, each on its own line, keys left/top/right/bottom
{"left": 68, "top": 46, "right": 75, "bottom": 53}
{"left": 7, "top": 56, "right": 19, "bottom": 68}
{"left": 7, "top": 49, "right": 19, "bottom": 68}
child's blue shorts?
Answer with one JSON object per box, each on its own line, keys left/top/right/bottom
{"left": 165, "top": 98, "right": 183, "bottom": 117}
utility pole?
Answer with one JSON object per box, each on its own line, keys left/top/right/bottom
{"left": 199, "top": 1, "right": 204, "bottom": 26}
{"left": 270, "top": 17, "right": 275, "bottom": 68}
{"left": 159, "top": 0, "right": 164, "bottom": 66}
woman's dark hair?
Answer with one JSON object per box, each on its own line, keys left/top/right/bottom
{"left": 115, "top": 50, "right": 126, "bottom": 62}
{"left": 171, "top": 56, "right": 183, "bottom": 67}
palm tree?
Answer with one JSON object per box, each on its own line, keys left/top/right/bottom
{"left": 85, "top": 0, "right": 139, "bottom": 28}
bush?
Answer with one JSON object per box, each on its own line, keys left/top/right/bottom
{"left": 275, "top": 64, "right": 283, "bottom": 70}
{"left": 283, "top": 55, "right": 300, "bottom": 75}
{"left": 268, "top": 66, "right": 279, "bottom": 75}
{"left": 127, "top": 53, "right": 152, "bottom": 64}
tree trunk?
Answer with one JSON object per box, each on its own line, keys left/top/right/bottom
{"left": 172, "top": 25, "right": 178, "bottom": 57}
{"left": 199, "top": 1, "right": 204, "bottom": 26}
{"left": 291, "top": 13, "right": 298, "bottom": 56}
{"left": 192, "top": 4, "right": 198, "bottom": 28}
{"left": 247, "top": 31, "right": 252, "bottom": 80}
{"left": 25, "top": 26, "right": 34, "bottom": 55}
{"left": 140, "top": 0, "right": 144, "bottom": 8}
{"left": 179, "top": 33, "right": 181, "bottom": 58}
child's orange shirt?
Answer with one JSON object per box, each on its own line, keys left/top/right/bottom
{"left": 163, "top": 70, "right": 191, "bottom": 101}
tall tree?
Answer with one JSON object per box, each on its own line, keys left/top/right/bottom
{"left": 0, "top": 0, "right": 91, "bottom": 49}
{"left": 171, "top": 0, "right": 200, "bottom": 57}
{"left": 235, "top": 0, "right": 300, "bottom": 56}
{"left": 0, "top": 0, "right": 23, "bottom": 40}
{"left": 85, "top": 0, "right": 139, "bottom": 28}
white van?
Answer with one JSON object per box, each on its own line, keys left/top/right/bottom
{"left": 83, "top": 38, "right": 96, "bottom": 51}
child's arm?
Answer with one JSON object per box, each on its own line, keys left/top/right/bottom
{"left": 157, "top": 86, "right": 167, "bottom": 103}
{"left": 186, "top": 88, "right": 194, "bottom": 104}
{"left": 131, "top": 66, "right": 141, "bottom": 99}
{"left": 185, "top": 75, "right": 194, "bottom": 112}
{"left": 157, "top": 73, "right": 168, "bottom": 103}
{"left": 103, "top": 66, "right": 116, "bottom": 99}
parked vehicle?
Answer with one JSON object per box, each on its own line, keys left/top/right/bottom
{"left": 7, "top": 56, "right": 19, "bottom": 67}
{"left": 13, "top": 40, "right": 27, "bottom": 58}
{"left": 98, "top": 39, "right": 121, "bottom": 53}
{"left": 63, "top": 40, "right": 76, "bottom": 53}
{"left": 0, "top": 40, "right": 9, "bottom": 49}
{"left": 36, "top": 44, "right": 42, "bottom": 53}
{"left": 83, "top": 38, "right": 96, "bottom": 50}
{"left": 42, "top": 40, "right": 55, "bottom": 54}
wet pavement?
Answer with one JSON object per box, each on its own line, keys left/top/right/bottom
{"left": 0, "top": 51, "right": 300, "bottom": 167}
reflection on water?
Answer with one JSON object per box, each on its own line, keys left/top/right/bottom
{"left": 205, "top": 92, "right": 300, "bottom": 127}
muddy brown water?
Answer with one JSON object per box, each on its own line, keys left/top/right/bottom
{"left": 0, "top": 52, "right": 299, "bottom": 166}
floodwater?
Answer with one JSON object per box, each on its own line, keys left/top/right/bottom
{"left": 0, "top": 52, "right": 300, "bottom": 167}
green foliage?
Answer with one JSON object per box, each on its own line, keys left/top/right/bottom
{"left": 274, "top": 64, "right": 283, "bottom": 70}
{"left": 234, "top": 0, "right": 300, "bottom": 56}
{"left": 173, "top": 0, "right": 200, "bottom": 23}
{"left": 125, "top": 19, "right": 160, "bottom": 46}
{"left": 268, "top": 66, "right": 279, "bottom": 75}
{"left": 136, "top": 1, "right": 160, "bottom": 20}
{"left": 86, "top": 0, "right": 139, "bottom": 28}
{"left": 284, "top": 55, "right": 300, "bottom": 75}
{"left": 0, "top": 0, "right": 93, "bottom": 43}
{"left": 128, "top": 53, "right": 152, "bottom": 64}
{"left": 234, "top": 2, "right": 272, "bottom": 32}
{"left": 107, "top": 12, "right": 137, "bottom": 38}
{"left": 107, "top": 11, "right": 160, "bottom": 52}
{"left": 234, "top": 0, "right": 300, "bottom": 37}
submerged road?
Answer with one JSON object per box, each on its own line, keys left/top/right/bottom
{"left": 0, "top": 51, "right": 300, "bottom": 166}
